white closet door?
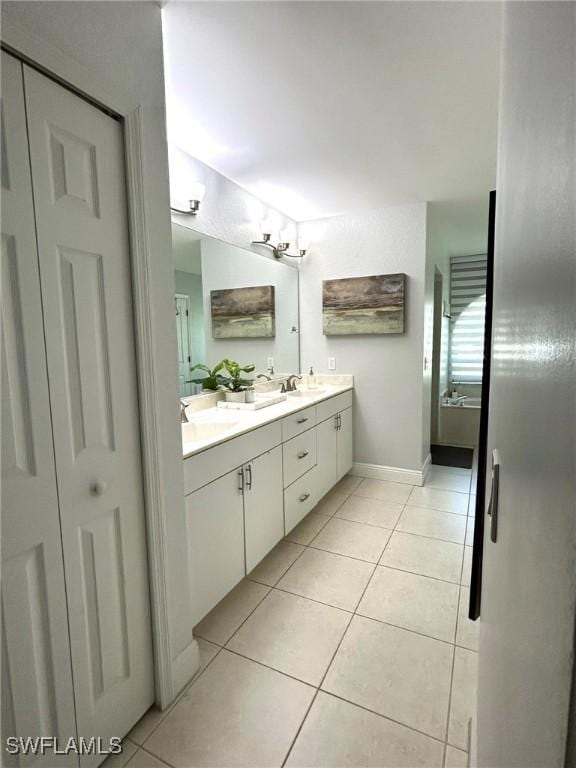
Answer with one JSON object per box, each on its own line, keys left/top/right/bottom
{"left": 1, "top": 53, "right": 78, "bottom": 767}
{"left": 23, "top": 65, "right": 154, "bottom": 755}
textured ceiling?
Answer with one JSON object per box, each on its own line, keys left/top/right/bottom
{"left": 163, "top": 1, "right": 501, "bottom": 231}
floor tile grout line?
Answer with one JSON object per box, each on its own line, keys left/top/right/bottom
{"left": 247, "top": 539, "right": 310, "bottom": 589}
{"left": 352, "top": 612, "right": 459, "bottom": 649}
{"left": 133, "top": 742, "right": 176, "bottom": 768}
{"left": 332, "top": 514, "right": 402, "bottom": 531}
{"left": 443, "top": 637, "right": 458, "bottom": 761}
{"left": 282, "top": 602, "right": 360, "bottom": 766}
{"left": 270, "top": 583, "right": 354, "bottom": 615}
{"left": 196, "top": 580, "right": 273, "bottom": 650}
{"left": 224, "top": 645, "right": 320, "bottom": 689}
{"left": 280, "top": 688, "right": 321, "bottom": 768}
{"left": 383, "top": 527, "right": 467, "bottom": 549}
{"left": 306, "top": 543, "right": 387, "bottom": 566}
{"left": 351, "top": 492, "right": 469, "bottom": 516}
{"left": 321, "top": 689, "right": 450, "bottom": 748}
{"left": 135, "top": 641, "right": 226, "bottom": 749}
{"left": 389, "top": 526, "right": 467, "bottom": 547}
{"left": 281, "top": 532, "right": 384, "bottom": 768}
{"left": 401, "top": 504, "right": 472, "bottom": 520}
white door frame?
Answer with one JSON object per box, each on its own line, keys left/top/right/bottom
{"left": 1, "top": 14, "right": 198, "bottom": 708}
{"left": 124, "top": 109, "right": 175, "bottom": 706}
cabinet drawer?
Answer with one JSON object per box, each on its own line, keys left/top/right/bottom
{"left": 281, "top": 406, "right": 316, "bottom": 442}
{"left": 283, "top": 428, "right": 317, "bottom": 488}
{"left": 284, "top": 467, "right": 318, "bottom": 534}
{"left": 316, "top": 390, "right": 353, "bottom": 422}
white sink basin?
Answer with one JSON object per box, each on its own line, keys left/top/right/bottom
{"left": 287, "top": 388, "right": 327, "bottom": 398}
{"left": 182, "top": 416, "right": 239, "bottom": 443}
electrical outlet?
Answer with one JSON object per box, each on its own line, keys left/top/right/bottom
{"left": 267, "top": 357, "right": 274, "bottom": 370}
{"left": 328, "top": 357, "right": 336, "bottom": 371}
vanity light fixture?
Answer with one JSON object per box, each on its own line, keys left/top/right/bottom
{"left": 170, "top": 181, "right": 206, "bottom": 216}
{"left": 252, "top": 232, "right": 308, "bottom": 259}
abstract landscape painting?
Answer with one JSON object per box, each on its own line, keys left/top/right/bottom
{"left": 211, "top": 285, "right": 275, "bottom": 338}
{"left": 322, "top": 273, "right": 406, "bottom": 335}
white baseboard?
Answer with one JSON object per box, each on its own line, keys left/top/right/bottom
{"left": 421, "top": 452, "right": 432, "bottom": 484}
{"left": 351, "top": 454, "right": 431, "bottom": 487}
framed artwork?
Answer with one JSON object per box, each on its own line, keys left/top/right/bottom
{"left": 322, "top": 273, "right": 406, "bottom": 335}
{"left": 210, "top": 285, "right": 275, "bottom": 338}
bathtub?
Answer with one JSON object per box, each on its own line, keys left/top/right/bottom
{"left": 443, "top": 396, "right": 481, "bottom": 409}
{"left": 439, "top": 396, "right": 481, "bottom": 446}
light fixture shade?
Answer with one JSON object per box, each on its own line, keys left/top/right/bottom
{"left": 189, "top": 181, "right": 206, "bottom": 202}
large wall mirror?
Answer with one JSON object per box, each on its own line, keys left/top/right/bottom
{"left": 172, "top": 223, "right": 300, "bottom": 396}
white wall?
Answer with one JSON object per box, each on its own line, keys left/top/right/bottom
{"left": 200, "top": 238, "right": 300, "bottom": 375}
{"left": 170, "top": 147, "right": 298, "bottom": 252}
{"left": 1, "top": 1, "right": 198, "bottom": 705}
{"left": 299, "top": 204, "right": 428, "bottom": 473}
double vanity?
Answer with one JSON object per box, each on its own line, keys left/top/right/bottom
{"left": 182, "top": 379, "right": 354, "bottom": 625}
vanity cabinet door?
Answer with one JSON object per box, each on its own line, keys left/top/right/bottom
{"left": 316, "top": 417, "right": 338, "bottom": 498}
{"left": 187, "top": 469, "right": 245, "bottom": 626}
{"left": 337, "top": 408, "right": 354, "bottom": 479}
{"left": 244, "top": 446, "right": 284, "bottom": 574}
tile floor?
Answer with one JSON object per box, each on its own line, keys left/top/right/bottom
{"left": 108, "top": 462, "right": 479, "bottom": 768}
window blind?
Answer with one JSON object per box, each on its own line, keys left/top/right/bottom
{"left": 449, "top": 254, "right": 487, "bottom": 384}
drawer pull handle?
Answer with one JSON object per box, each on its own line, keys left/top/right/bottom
{"left": 299, "top": 492, "right": 311, "bottom": 502}
{"left": 297, "top": 417, "right": 308, "bottom": 424}
{"left": 297, "top": 451, "right": 309, "bottom": 459}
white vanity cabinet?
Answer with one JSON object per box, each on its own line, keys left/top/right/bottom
{"left": 243, "top": 446, "right": 284, "bottom": 573}
{"left": 187, "top": 468, "right": 246, "bottom": 626}
{"left": 337, "top": 408, "right": 354, "bottom": 479}
{"left": 184, "top": 388, "right": 353, "bottom": 626}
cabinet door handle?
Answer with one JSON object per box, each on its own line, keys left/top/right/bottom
{"left": 238, "top": 468, "right": 245, "bottom": 493}
{"left": 299, "top": 492, "right": 310, "bottom": 502}
{"left": 297, "top": 417, "right": 308, "bottom": 424}
{"left": 297, "top": 451, "right": 309, "bottom": 459}
{"left": 246, "top": 463, "right": 253, "bottom": 491}
{"left": 335, "top": 413, "right": 342, "bottom": 431}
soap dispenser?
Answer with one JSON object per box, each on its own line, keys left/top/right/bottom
{"left": 308, "top": 366, "right": 317, "bottom": 388}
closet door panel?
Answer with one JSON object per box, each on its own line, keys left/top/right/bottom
{"left": 23, "top": 65, "right": 154, "bottom": 753}
{"left": 1, "top": 52, "right": 77, "bottom": 766}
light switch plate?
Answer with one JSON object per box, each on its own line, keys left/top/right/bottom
{"left": 328, "top": 357, "right": 336, "bottom": 370}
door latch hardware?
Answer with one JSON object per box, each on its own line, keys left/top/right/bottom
{"left": 487, "top": 449, "right": 500, "bottom": 543}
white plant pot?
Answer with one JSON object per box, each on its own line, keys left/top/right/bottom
{"left": 225, "top": 390, "right": 246, "bottom": 403}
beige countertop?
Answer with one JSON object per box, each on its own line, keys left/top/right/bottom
{"left": 182, "top": 378, "right": 353, "bottom": 459}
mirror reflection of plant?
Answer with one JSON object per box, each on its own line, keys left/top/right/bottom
{"left": 221, "top": 359, "right": 256, "bottom": 392}
{"left": 188, "top": 359, "right": 256, "bottom": 392}
{"left": 188, "top": 361, "right": 228, "bottom": 391}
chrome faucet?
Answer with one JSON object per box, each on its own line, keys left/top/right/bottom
{"left": 284, "top": 374, "right": 303, "bottom": 392}
{"left": 180, "top": 399, "right": 190, "bottom": 423}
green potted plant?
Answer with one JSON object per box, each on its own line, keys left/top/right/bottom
{"left": 188, "top": 361, "right": 228, "bottom": 391}
{"left": 221, "top": 359, "right": 255, "bottom": 403}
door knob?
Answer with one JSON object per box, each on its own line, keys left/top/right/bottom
{"left": 90, "top": 480, "right": 108, "bottom": 496}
